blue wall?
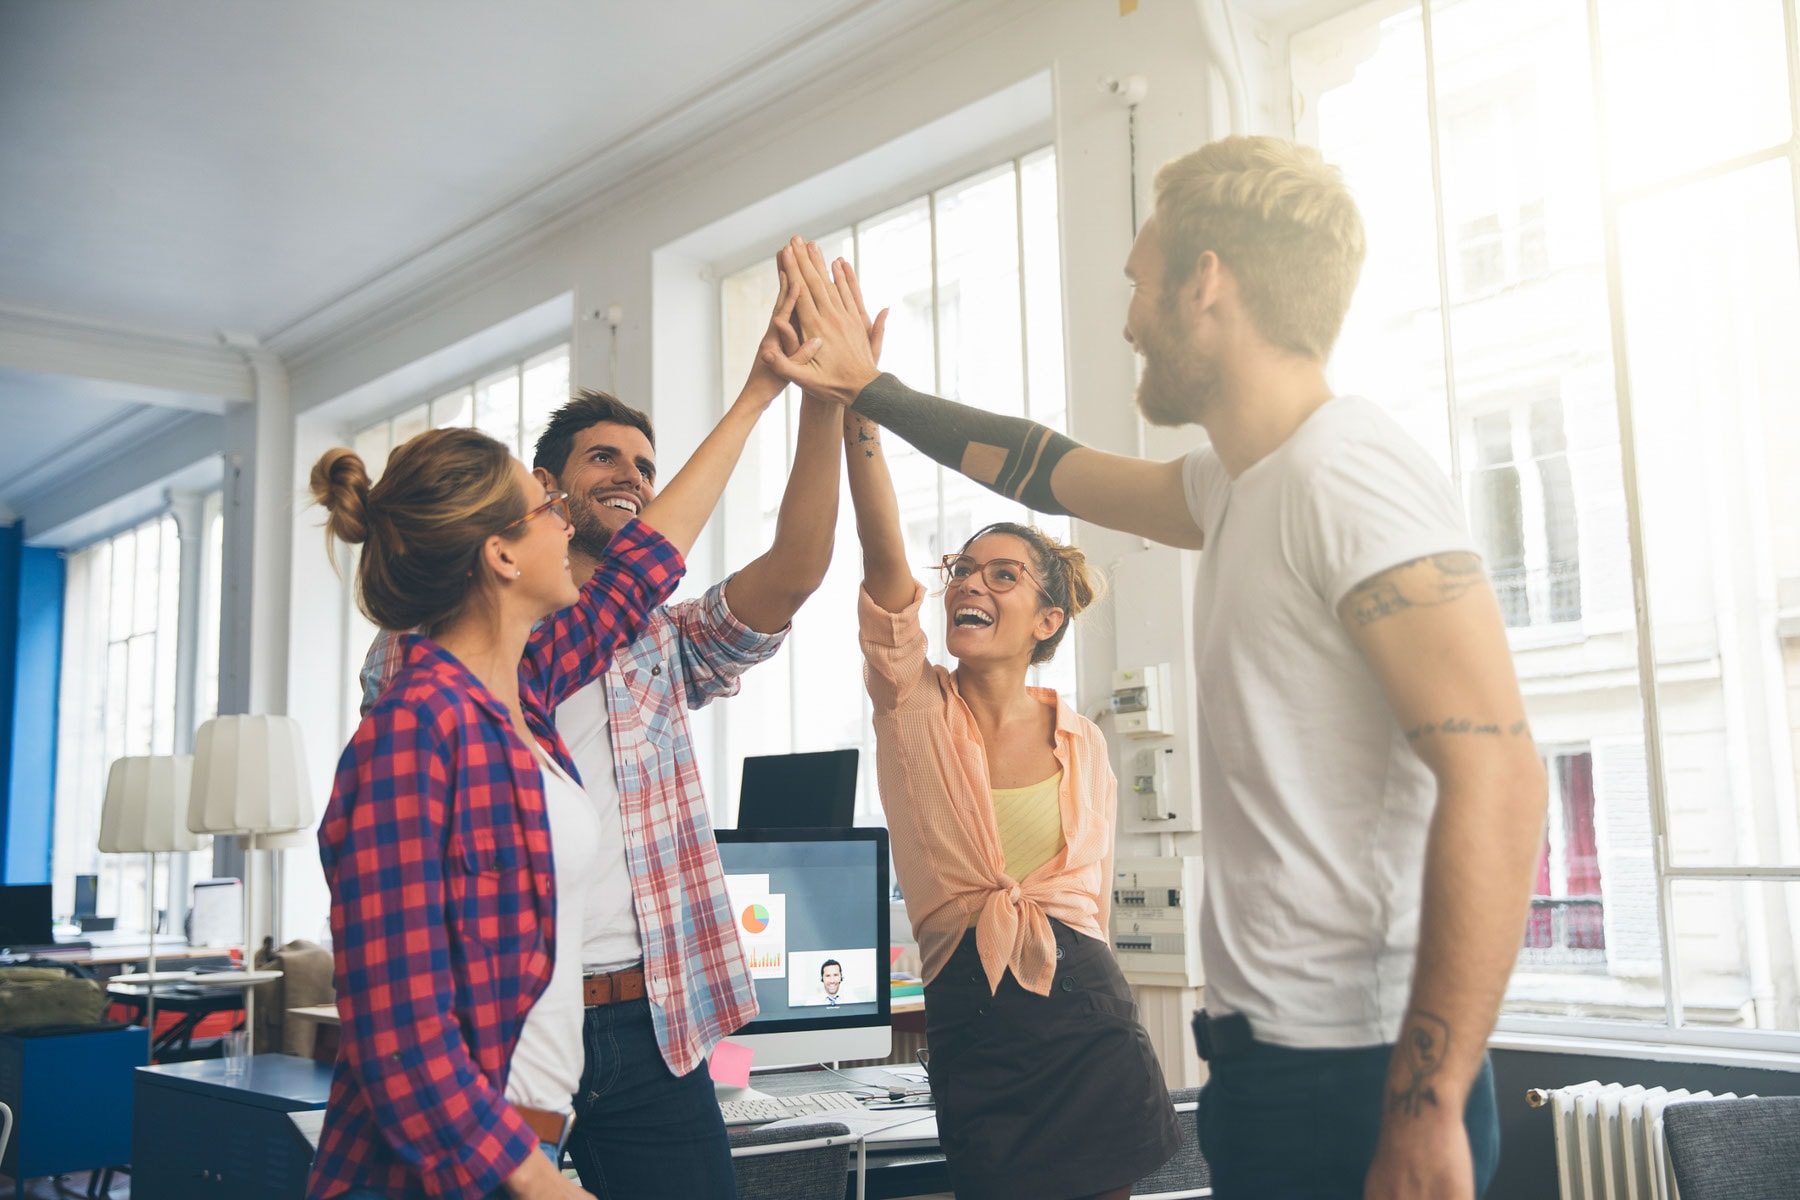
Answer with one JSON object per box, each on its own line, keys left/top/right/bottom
{"left": 0, "top": 525, "right": 62, "bottom": 884}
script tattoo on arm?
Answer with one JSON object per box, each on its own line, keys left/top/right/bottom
{"left": 1387, "top": 1010, "right": 1451, "bottom": 1118}
{"left": 1344, "top": 552, "right": 1485, "bottom": 629}
{"left": 1406, "top": 717, "right": 1532, "bottom": 743}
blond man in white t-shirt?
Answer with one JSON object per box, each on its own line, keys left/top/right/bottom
{"left": 765, "top": 137, "right": 1547, "bottom": 1200}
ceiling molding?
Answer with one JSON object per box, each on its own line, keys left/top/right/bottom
{"left": 1, "top": 403, "right": 204, "bottom": 508}
{"left": 14, "top": 410, "right": 223, "bottom": 547}
{"left": 269, "top": 0, "right": 1032, "bottom": 368}
{"left": 0, "top": 304, "right": 252, "bottom": 407}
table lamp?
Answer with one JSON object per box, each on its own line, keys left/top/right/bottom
{"left": 98, "top": 753, "right": 199, "bottom": 1055}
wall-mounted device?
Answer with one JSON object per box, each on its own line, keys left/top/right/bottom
{"left": 1109, "top": 547, "right": 1202, "bottom": 831}
{"left": 1110, "top": 855, "right": 1203, "bottom": 988}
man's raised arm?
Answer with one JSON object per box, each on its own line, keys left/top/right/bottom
{"left": 764, "top": 237, "right": 1204, "bottom": 550}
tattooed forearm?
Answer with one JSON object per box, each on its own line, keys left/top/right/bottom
{"left": 1387, "top": 1010, "right": 1450, "bottom": 1118}
{"left": 1405, "top": 717, "right": 1531, "bottom": 742}
{"left": 1343, "top": 552, "right": 1485, "bottom": 628}
{"left": 848, "top": 416, "right": 881, "bottom": 458}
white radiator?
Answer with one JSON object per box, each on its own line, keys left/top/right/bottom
{"left": 1526, "top": 1081, "right": 1746, "bottom": 1200}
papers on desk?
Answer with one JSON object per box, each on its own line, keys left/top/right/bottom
{"left": 761, "top": 1104, "right": 939, "bottom": 1149}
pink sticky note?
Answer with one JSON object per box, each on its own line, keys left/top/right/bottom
{"left": 889, "top": 945, "right": 904, "bottom": 965}
{"left": 709, "top": 1039, "right": 753, "bottom": 1088}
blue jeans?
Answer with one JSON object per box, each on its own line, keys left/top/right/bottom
{"left": 1197, "top": 1041, "right": 1500, "bottom": 1199}
{"left": 567, "top": 997, "right": 737, "bottom": 1200}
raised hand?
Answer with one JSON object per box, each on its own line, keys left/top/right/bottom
{"left": 743, "top": 261, "right": 817, "bottom": 406}
{"left": 763, "top": 235, "right": 885, "bottom": 405}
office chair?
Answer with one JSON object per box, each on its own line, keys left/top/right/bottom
{"left": 729, "top": 1119, "right": 861, "bottom": 1200}
{"left": 1664, "top": 1096, "right": 1800, "bottom": 1200}
{"left": 1131, "top": 1087, "right": 1212, "bottom": 1199}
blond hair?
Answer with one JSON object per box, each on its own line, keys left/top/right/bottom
{"left": 1153, "top": 136, "right": 1366, "bottom": 361}
{"left": 310, "top": 427, "right": 528, "bottom": 635}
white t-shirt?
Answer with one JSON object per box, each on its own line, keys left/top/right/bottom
{"left": 1182, "top": 396, "right": 1476, "bottom": 1049}
{"left": 507, "top": 746, "right": 602, "bottom": 1114}
{"left": 555, "top": 681, "right": 645, "bottom": 971}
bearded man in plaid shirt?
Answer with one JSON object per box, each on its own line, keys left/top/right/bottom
{"left": 361, "top": 386, "right": 845, "bottom": 1199}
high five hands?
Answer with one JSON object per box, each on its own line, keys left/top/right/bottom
{"left": 762, "top": 235, "right": 889, "bottom": 406}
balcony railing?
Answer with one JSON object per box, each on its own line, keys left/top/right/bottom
{"left": 1524, "top": 895, "right": 1606, "bottom": 953}
{"left": 1493, "top": 559, "right": 1582, "bottom": 628}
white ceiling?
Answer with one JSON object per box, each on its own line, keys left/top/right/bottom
{"left": 0, "top": 0, "right": 957, "bottom": 532}
{"left": 0, "top": 0, "right": 916, "bottom": 341}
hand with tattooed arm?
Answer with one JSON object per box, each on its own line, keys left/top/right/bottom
{"left": 1341, "top": 552, "right": 1546, "bottom": 1199}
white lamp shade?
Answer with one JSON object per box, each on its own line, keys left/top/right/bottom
{"left": 188, "top": 714, "right": 315, "bottom": 836}
{"left": 98, "top": 755, "right": 200, "bottom": 854}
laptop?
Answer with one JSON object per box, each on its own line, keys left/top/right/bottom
{"left": 736, "top": 749, "right": 858, "bottom": 829}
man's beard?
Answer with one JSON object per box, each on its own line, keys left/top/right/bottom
{"left": 1133, "top": 311, "right": 1217, "bottom": 428}
{"left": 568, "top": 500, "right": 619, "bottom": 566}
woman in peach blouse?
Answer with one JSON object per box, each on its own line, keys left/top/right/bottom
{"left": 840, "top": 331, "right": 1179, "bottom": 1197}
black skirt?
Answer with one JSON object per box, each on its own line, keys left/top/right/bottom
{"left": 923, "top": 919, "right": 1181, "bottom": 1200}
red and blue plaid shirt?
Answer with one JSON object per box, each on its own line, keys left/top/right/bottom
{"left": 308, "top": 520, "right": 683, "bottom": 1200}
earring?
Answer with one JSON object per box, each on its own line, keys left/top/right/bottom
{"left": 514, "top": 569, "right": 522, "bottom": 577}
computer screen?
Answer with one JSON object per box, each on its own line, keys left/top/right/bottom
{"left": 73, "top": 874, "right": 99, "bottom": 920}
{"left": 714, "top": 827, "right": 890, "bottom": 1069}
{"left": 736, "top": 749, "right": 858, "bottom": 829}
{"left": 189, "top": 877, "right": 244, "bottom": 947}
{"left": 0, "top": 883, "right": 54, "bottom": 950}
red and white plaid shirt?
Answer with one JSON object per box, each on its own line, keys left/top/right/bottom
{"left": 361, "top": 575, "right": 777, "bottom": 1077}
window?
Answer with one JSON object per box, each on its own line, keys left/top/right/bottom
{"left": 1468, "top": 394, "right": 1582, "bottom": 628}
{"left": 1294, "top": 0, "right": 1800, "bottom": 1042}
{"left": 53, "top": 513, "right": 218, "bottom": 933}
{"left": 716, "top": 149, "right": 1069, "bottom": 826}
{"left": 339, "top": 344, "right": 570, "bottom": 736}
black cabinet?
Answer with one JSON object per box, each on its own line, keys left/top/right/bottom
{"left": 132, "top": 1055, "right": 330, "bottom": 1200}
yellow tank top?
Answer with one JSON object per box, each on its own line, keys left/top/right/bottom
{"left": 969, "top": 772, "right": 1066, "bottom": 928}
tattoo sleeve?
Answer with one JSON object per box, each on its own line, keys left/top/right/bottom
{"left": 1387, "top": 1010, "right": 1450, "bottom": 1118}
{"left": 852, "top": 373, "right": 1079, "bottom": 515}
{"left": 1343, "top": 551, "right": 1485, "bottom": 629}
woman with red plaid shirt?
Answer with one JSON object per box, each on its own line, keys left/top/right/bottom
{"left": 306, "top": 318, "right": 809, "bottom": 1200}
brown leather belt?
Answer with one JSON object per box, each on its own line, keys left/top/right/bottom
{"left": 583, "top": 965, "right": 646, "bottom": 1007}
{"left": 515, "top": 1103, "right": 574, "bottom": 1149}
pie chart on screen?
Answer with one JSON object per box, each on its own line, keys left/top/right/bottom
{"left": 741, "top": 904, "right": 770, "bottom": 934}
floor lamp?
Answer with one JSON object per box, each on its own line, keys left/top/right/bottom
{"left": 188, "top": 714, "right": 314, "bottom": 1043}
{"left": 98, "top": 754, "right": 198, "bottom": 1062}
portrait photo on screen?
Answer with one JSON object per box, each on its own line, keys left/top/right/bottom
{"left": 787, "top": 947, "right": 878, "bottom": 1008}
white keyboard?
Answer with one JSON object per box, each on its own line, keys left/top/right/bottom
{"left": 716, "top": 1089, "right": 865, "bottom": 1127}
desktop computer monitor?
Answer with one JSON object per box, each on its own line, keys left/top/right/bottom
{"left": 714, "top": 827, "right": 890, "bottom": 1069}
{"left": 736, "top": 748, "right": 858, "bottom": 829}
{"left": 188, "top": 878, "right": 244, "bottom": 947}
{"left": 73, "top": 874, "right": 99, "bottom": 921}
{"left": 0, "top": 883, "right": 55, "bottom": 951}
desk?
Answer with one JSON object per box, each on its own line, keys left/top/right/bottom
{"left": 286, "top": 1003, "right": 340, "bottom": 1064}
{"left": 754, "top": 1065, "right": 948, "bottom": 1200}
{"left": 132, "top": 1054, "right": 331, "bottom": 1200}
{"left": 106, "top": 973, "right": 281, "bottom": 1057}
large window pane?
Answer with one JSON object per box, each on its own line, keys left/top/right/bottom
{"left": 431, "top": 386, "right": 472, "bottom": 430}
{"left": 1671, "top": 880, "right": 1800, "bottom": 1031}
{"left": 521, "top": 348, "right": 570, "bottom": 466}
{"left": 1293, "top": 0, "right": 1451, "bottom": 470}
{"left": 474, "top": 368, "right": 521, "bottom": 455}
{"left": 1619, "top": 160, "right": 1800, "bottom": 869}
{"left": 1596, "top": 0, "right": 1791, "bottom": 194}
{"left": 1300, "top": 0, "right": 1668, "bottom": 1023}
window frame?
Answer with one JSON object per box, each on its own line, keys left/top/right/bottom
{"left": 1290, "top": 0, "right": 1800, "bottom": 1053}
{"left": 711, "top": 146, "right": 1072, "bottom": 828}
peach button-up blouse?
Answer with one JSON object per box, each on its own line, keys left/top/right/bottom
{"left": 859, "top": 583, "right": 1117, "bottom": 997}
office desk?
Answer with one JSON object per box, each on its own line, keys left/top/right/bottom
{"left": 106, "top": 972, "right": 281, "bottom": 1057}
{"left": 754, "top": 1065, "right": 948, "bottom": 1200}
{"left": 132, "top": 1054, "right": 331, "bottom": 1200}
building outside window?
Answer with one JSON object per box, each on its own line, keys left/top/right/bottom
{"left": 339, "top": 344, "right": 570, "bottom": 738}
{"left": 716, "top": 148, "right": 1068, "bottom": 826}
{"left": 1293, "top": 0, "right": 1800, "bottom": 1041}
